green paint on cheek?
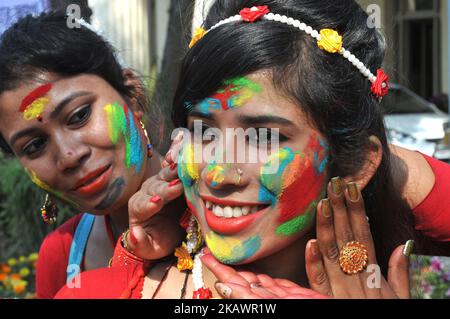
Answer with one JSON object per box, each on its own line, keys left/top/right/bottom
{"left": 275, "top": 201, "right": 316, "bottom": 236}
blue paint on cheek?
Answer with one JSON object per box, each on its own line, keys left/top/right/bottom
{"left": 127, "top": 109, "right": 144, "bottom": 174}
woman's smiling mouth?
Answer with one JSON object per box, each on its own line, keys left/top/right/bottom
{"left": 73, "top": 164, "right": 113, "bottom": 196}
{"left": 201, "top": 195, "right": 270, "bottom": 235}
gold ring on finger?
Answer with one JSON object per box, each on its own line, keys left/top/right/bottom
{"left": 339, "top": 241, "right": 368, "bottom": 275}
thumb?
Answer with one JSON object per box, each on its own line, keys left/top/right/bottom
{"left": 387, "top": 242, "right": 413, "bottom": 299}
{"left": 127, "top": 225, "right": 159, "bottom": 260}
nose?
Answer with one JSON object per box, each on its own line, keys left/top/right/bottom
{"left": 202, "top": 162, "right": 246, "bottom": 189}
{"left": 54, "top": 133, "right": 91, "bottom": 173}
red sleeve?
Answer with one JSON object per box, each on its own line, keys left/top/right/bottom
{"left": 54, "top": 263, "right": 145, "bottom": 299}
{"left": 35, "top": 214, "right": 83, "bottom": 299}
{"left": 412, "top": 154, "right": 450, "bottom": 242}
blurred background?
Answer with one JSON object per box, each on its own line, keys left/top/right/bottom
{"left": 0, "top": 0, "right": 449, "bottom": 298}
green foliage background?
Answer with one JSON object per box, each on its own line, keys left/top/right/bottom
{"left": 0, "top": 153, "right": 76, "bottom": 260}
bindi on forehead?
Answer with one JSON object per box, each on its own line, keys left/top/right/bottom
{"left": 19, "top": 83, "right": 52, "bottom": 122}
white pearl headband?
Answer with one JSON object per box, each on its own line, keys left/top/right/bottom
{"left": 189, "top": 5, "right": 389, "bottom": 99}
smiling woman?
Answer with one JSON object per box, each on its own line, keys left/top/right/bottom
{"left": 0, "top": 12, "right": 185, "bottom": 298}
{"left": 55, "top": 0, "right": 449, "bottom": 300}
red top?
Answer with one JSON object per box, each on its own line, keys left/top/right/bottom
{"left": 412, "top": 154, "right": 450, "bottom": 242}
{"left": 36, "top": 214, "right": 83, "bottom": 299}
{"left": 52, "top": 154, "right": 450, "bottom": 299}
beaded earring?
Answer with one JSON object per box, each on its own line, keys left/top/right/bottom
{"left": 40, "top": 193, "right": 58, "bottom": 224}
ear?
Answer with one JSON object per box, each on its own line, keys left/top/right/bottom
{"left": 122, "top": 68, "right": 145, "bottom": 120}
{"left": 342, "top": 136, "right": 383, "bottom": 190}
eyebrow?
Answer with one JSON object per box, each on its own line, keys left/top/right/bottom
{"left": 49, "top": 91, "right": 92, "bottom": 120}
{"left": 187, "top": 110, "right": 214, "bottom": 120}
{"left": 237, "top": 114, "right": 295, "bottom": 127}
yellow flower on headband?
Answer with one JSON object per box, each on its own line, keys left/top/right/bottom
{"left": 189, "top": 27, "right": 207, "bottom": 48}
{"left": 317, "top": 28, "right": 343, "bottom": 54}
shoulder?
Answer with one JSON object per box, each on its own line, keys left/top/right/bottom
{"left": 389, "top": 145, "right": 436, "bottom": 209}
{"left": 36, "top": 214, "right": 84, "bottom": 299}
{"left": 54, "top": 263, "right": 144, "bottom": 299}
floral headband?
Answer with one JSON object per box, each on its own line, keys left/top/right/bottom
{"left": 189, "top": 5, "right": 389, "bottom": 99}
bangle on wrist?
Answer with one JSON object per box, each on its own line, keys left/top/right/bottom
{"left": 121, "top": 229, "right": 132, "bottom": 252}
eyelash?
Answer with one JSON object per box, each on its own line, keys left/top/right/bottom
{"left": 21, "top": 104, "right": 92, "bottom": 157}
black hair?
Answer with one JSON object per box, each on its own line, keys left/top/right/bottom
{"left": 172, "top": 0, "right": 446, "bottom": 274}
{"left": 0, "top": 11, "right": 149, "bottom": 154}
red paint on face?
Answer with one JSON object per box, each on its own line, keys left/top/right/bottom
{"left": 19, "top": 83, "right": 52, "bottom": 112}
{"left": 277, "top": 138, "right": 328, "bottom": 223}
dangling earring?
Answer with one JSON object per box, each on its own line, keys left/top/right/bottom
{"left": 140, "top": 120, "right": 153, "bottom": 158}
{"left": 40, "top": 194, "right": 58, "bottom": 224}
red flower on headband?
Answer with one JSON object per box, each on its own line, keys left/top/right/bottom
{"left": 193, "top": 287, "right": 213, "bottom": 299}
{"left": 370, "top": 69, "right": 389, "bottom": 98}
{"left": 240, "top": 5, "right": 270, "bottom": 22}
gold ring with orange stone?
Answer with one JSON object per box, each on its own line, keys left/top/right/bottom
{"left": 339, "top": 241, "right": 369, "bottom": 275}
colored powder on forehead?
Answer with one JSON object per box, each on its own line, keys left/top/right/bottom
{"left": 178, "top": 143, "right": 200, "bottom": 187}
{"left": 205, "top": 162, "right": 225, "bottom": 187}
{"left": 192, "top": 76, "right": 262, "bottom": 115}
{"left": 104, "top": 102, "right": 144, "bottom": 174}
{"left": 19, "top": 84, "right": 52, "bottom": 121}
{"left": 205, "top": 232, "right": 261, "bottom": 264}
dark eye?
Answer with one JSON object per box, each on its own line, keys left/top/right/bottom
{"left": 67, "top": 104, "right": 91, "bottom": 126}
{"left": 22, "top": 137, "right": 47, "bottom": 156}
{"left": 248, "top": 128, "right": 288, "bottom": 147}
{"left": 189, "top": 121, "right": 215, "bottom": 142}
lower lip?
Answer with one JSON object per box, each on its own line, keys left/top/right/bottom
{"left": 75, "top": 166, "right": 113, "bottom": 196}
{"left": 204, "top": 202, "right": 268, "bottom": 235}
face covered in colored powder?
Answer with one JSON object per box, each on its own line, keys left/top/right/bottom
{"left": 179, "top": 73, "right": 329, "bottom": 265}
{"left": 0, "top": 72, "right": 150, "bottom": 213}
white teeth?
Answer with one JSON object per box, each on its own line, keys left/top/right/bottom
{"left": 208, "top": 202, "right": 267, "bottom": 218}
{"left": 214, "top": 205, "right": 224, "bottom": 217}
{"left": 242, "top": 206, "right": 250, "bottom": 216}
{"left": 223, "top": 206, "right": 233, "bottom": 218}
{"left": 232, "top": 207, "right": 242, "bottom": 218}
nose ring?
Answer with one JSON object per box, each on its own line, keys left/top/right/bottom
{"left": 236, "top": 168, "right": 243, "bottom": 185}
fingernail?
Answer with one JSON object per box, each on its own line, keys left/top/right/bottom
{"left": 150, "top": 195, "right": 161, "bottom": 203}
{"left": 347, "top": 182, "right": 359, "bottom": 201}
{"left": 129, "top": 228, "right": 138, "bottom": 245}
{"left": 164, "top": 150, "right": 172, "bottom": 161}
{"left": 331, "top": 177, "right": 343, "bottom": 196}
{"left": 402, "top": 240, "right": 415, "bottom": 257}
{"left": 321, "top": 198, "right": 331, "bottom": 218}
{"left": 170, "top": 163, "right": 177, "bottom": 170}
{"left": 215, "top": 282, "right": 232, "bottom": 298}
{"left": 168, "top": 179, "right": 181, "bottom": 187}
{"left": 369, "top": 135, "right": 379, "bottom": 145}
{"left": 311, "top": 240, "right": 319, "bottom": 256}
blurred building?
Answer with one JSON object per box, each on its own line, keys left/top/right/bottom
{"left": 358, "top": 0, "right": 448, "bottom": 101}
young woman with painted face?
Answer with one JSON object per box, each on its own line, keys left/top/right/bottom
{"left": 55, "top": 0, "right": 449, "bottom": 299}
{"left": 0, "top": 12, "right": 185, "bottom": 298}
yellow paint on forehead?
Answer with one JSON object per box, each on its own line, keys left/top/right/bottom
{"left": 22, "top": 97, "right": 49, "bottom": 121}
